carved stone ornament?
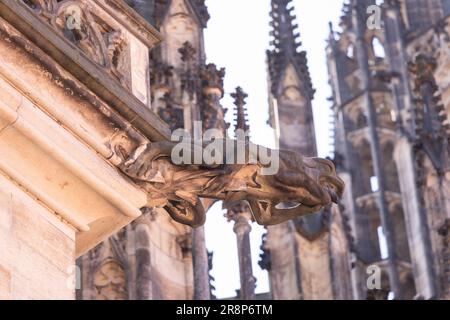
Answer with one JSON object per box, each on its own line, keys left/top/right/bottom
{"left": 93, "top": 260, "right": 128, "bottom": 300}
{"left": 200, "top": 63, "right": 227, "bottom": 132}
{"left": 150, "top": 61, "right": 174, "bottom": 89}
{"left": 200, "top": 63, "right": 225, "bottom": 93}
{"left": 113, "top": 139, "right": 345, "bottom": 228}
{"left": 178, "top": 41, "right": 197, "bottom": 63}
{"left": 408, "top": 54, "right": 450, "bottom": 173}
{"left": 22, "top": 0, "right": 131, "bottom": 89}
{"left": 178, "top": 41, "right": 199, "bottom": 101}
{"left": 157, "top": 93, "right": 184, "bottom": 131}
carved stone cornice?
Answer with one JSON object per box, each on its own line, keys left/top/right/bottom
{"left": 23, "top": 0, "right": 162, "bottom": 47}
{"left": 22, "top": 0, "right": 133, "bottom": 89}
{"left": 0, "top": 0, "right": 170, "bottom": 142}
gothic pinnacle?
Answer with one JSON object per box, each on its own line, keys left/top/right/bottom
{"left": 267, "top": 0, "right": 314, "bottom": 98}
{"left": 231, "top": 87, "right": 250, "bottom": 139}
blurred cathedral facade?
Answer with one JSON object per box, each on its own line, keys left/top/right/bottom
{"left": 77, "top": 0, "right": 450, "bottom": 300}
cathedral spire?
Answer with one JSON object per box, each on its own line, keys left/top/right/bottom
{"left": 269, "top": 0, "right": 301, "bottom": 56}
{"left": 267, "top": 0, "right": 314, "bottom": 99}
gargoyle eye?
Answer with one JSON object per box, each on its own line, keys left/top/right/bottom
{"left": 275, "top": 202, "right": 302, "bottom": 210}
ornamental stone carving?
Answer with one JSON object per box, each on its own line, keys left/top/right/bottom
{"left": 22, "top": 0, "right": 132, "bottom": 89}
{"left": 200, "top": 63, "right": 227, "bottom": 132}
{"left": 93, "top": 260, "right": 128, "bottom": 300}
{"left": 112, "top": 138, "right": 345, "bottom": 228}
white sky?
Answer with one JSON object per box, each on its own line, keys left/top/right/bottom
{"left": 203, "top": 0, "right": 344, "bottom": 299}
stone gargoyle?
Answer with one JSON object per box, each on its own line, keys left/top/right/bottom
{"left": 115, "top": 139, "right": 344, "bottom": 228}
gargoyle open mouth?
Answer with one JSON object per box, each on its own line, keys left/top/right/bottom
{"left": 234, "top": 156, "right": 344, "bottom": 226}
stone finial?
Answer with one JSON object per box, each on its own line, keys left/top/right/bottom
{"left": 231, "top": 87, "right": 250, "bottom": 138}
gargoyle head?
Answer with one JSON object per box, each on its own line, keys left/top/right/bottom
{"left": 224, "top": 150, "right": 344, "bottom": 226}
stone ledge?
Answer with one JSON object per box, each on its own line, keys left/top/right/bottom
{"left": 0, "top": 66, "right": 148, "bottom": 257}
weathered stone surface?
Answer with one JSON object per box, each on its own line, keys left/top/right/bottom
{"left": 0, "top": 265, "right": 11, "bottom": 300}
{"left": 296, "top": 232, "right": 333, "bottom": 300}
{"left": 0, "top": 174, "right": 75, "bottom": 300}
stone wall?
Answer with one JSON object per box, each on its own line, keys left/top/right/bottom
{"left": 0, "top": 174, "right": 75, "bottom": 300}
